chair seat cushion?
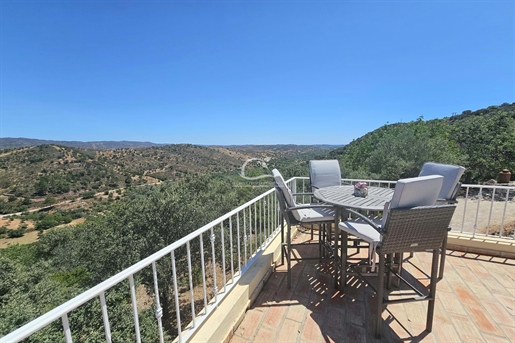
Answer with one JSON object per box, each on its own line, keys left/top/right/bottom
{"left": 338, "top": 220, "right": 381, "bottom": 244}
{"left": 297, "top": 207, "right": 335, "bottom": 223}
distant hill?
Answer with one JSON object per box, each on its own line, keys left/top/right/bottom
{"left": 0, "top": 142, "right": 337, "bottom": 214}
{"left": 0, "top": 138, "right": 164, "bottom": 150}
{"left": 210, "top": 144, "right": 342, "bottom": 158}
{"left": 328, "top": 102, "right": 515, "bottom": 183}
{"left": 0, "top": 144, "right": 245, "bottom": 205}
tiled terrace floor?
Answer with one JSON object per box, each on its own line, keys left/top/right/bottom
{"left": 230, "top": 229, "right": 515, "bottom": 343}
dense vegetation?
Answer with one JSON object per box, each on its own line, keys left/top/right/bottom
{"left": 0, "top": 144, "right": 334, "bottom": 218}
{"left": 0, "top": 175, "right": 264, "bottom": 341}
{"left": 0, "top": 144, "right": 244, "bottom": 205}
{"left": 329, "top": 103, "right": 515, "bottom": 183}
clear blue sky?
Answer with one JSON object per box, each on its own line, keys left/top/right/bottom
{"left": 1, "top": 1, "right": 514, "bottom": 145}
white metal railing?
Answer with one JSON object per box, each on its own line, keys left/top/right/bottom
{"left": 1, "top": 187, "right": 281, "bottom": 343}
{"left": 291, "top": 177, "right": 515, "bottom": 239}
{"left": 454, "top": 184, "right": 514, "bottom": 238}
{"left": 2, "top": 177, "right": 513, "bottom": 342}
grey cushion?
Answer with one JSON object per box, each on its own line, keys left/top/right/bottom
{"left": 390, "top": 175, "right": 443, "bottom": 209}
{"left": 309, "top": 160, "right": 342, "bottom": 190}
{"left": 297, "top": 207, "right": 335, "bottom": 223}
{"left": 338, "top": 220, "right": 381, "bottom": 244}
{"left": 384, "top": 175, "right": 444, "bottom": 227}
{"left": 272, "top": 169, "right": 302, "bottom": 221}
{"left": 338, "top": 220, "right": 382, "bottom": 270}
{"left": 273, "top": 168, "right": 335, "bottom": 223}
{"left": 272, "top": 169, "right": 296, "bottom": 207}
{"left": 419, "top": 162, "right": 465, "bottom": 200}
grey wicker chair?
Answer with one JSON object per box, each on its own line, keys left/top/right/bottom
{"left": 308, "top": 160, "right": 342, "bottom": 251}
{"left": 418, "top": 162, "right": 465, "bottom": 278}
{"left": 309, "top": 159, "right": 342, "bottom": 191}
{"left": 344, "top": 204, "right": 456, "bottom": 338}
{"left": 338, "top": 175, "right": 445, "bottom": 277}
{"left": 418, "top": 162, "right": 465, "bottom": 203}
{"left": 273, "top": 169, "right": 335, "bottom": 289}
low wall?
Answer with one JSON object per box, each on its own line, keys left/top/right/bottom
{"left": 447, "top": 232, "right": 515, "bottom": 259}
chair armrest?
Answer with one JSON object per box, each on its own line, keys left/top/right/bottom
{"left": 436, "top": 198, "right": 458, "bottom": 204}
{"left": 292, "top": 192, "right": 313, "bottom": 196}
{"left": 285, "top": 204, "right": 335, "bottom": 212}
{"left": 345, "top": 208, "right": 382, "bottom": 232}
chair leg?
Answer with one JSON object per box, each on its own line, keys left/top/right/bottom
{"left": 426, "top": 249, "right": 439, "bottom": 332}
{"left": 319, "top": 224, "right": 324, "bottom": 262}
{"left": 333, "top": 210, "right": 341, "bottom": 289}
{"left": 340, "top": 231, "right": 348, "bottom": 291}
{"left": 386, "top": 253, "right": 393, "bottom": 290}
{"left": 391, "top": 253, "right": 403, "bottom": 288}
{"left": 286, "top": 222, "right": 293, "bottom": 289}
{"left": 375, "top": 252, "right": 386, "bottom": 338}
{"left": 280, "top": 216, "right": 285, "bottom": 266}
{"left": 333, "top": 227, "right": 339, "bottom": 289}
{"left": 439, "top": 233, "right": 448, "bottom": 279}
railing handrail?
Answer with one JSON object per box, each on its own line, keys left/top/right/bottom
{"left": 460, "top": 183, "right": 514, "bottom": 190}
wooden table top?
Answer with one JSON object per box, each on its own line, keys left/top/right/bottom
{"left": 313, "top": 185, "right": 394, "bottom": 212}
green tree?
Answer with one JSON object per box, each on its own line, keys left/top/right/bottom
{"left": 34, "top": 177, "right": 49, "bottom": 196}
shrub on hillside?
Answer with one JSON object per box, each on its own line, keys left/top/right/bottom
{"left": 82, "top": 191, "right": 96, "bottom": 199}
{"left": 7, "top": 229, "right": 25, "bottom": 238}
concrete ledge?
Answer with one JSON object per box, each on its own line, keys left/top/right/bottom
{"left": 447, "top": 232, "right": 515, "bottom": 259}
{"left": 188, "top": 228, "right": 284, "bottom": 343}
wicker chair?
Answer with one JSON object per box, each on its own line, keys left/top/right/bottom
{"left": 309, "top": 159, "right": 342, "bottom": 191}
{"left": 418, "top": 162, "right": 465, "bottom": 277}
{"left": 273, "top": 169, "right": 335, "bottom": 289}
{"left": 344, "top": 204, "right": 457, "bottom": 338}
{"left": 419, "top": 162, "right": 465, "bottom": 203}
{"left": 338, "top": 175, "right": 445, "bottom": 277}
{"left": 308, "top": 160, "right": 342, "bottom": 252}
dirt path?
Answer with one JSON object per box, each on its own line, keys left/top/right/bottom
{"left": 0, "top": 218, "right": 85, "bottom": 249}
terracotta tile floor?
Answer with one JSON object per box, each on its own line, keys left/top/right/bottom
{"left": 230, "top": 229, "right": 515, "bottom": 343}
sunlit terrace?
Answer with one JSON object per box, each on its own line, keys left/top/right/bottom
{"left": 2, "top": 177, "right": 514, "bottom": 343}
{"left": 229, "top": 229, "right": 515, "bottom": 343}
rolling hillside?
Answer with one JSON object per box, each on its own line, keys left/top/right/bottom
{"left": 328, "top": 102, "right": 515, "bottom": 183}
{"left": 0, "top": 138, "right": 164, "bottom": 150}
{"left": 0, "top": 143, "right": 337, "bottom": 214}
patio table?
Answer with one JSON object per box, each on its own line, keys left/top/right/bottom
{"left": 313, "top": 185, "right": 393, "bottom": 212}
{"left": 313, "top": 185, "right": 394, "bottom": 288}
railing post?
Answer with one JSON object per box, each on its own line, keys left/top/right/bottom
{"left": 171, "top": 250, "right": 182, "bottom": 343}
{"left": 99, "top": 291, "right": 112, "bottom": 343}
{"left": 129, "top": 275, "right": 141, "bottom": 343}
{"left": 151, "top": 262, "right": 165, "bottom": 343}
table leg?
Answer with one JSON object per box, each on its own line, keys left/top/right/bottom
{"left": 333, "top": 207, "right": 340, "bottom": 289}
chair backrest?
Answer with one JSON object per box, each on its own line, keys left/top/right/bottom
{"left": 380, "top": 205, "right": 457, "bottom": 254}
{"left": 390, "top": 175, "right": 444, "bottom": 209}
{"left": 418, "top": 162, "right": 465, "bottom": 201}
{"left": 272, "top": 169, "right": 301, "bottom": 222}
{"left": 309, "top": 160, "right": 342, "bottom": 191}
{"left": 272, "top": 169, "right": 295, "bottom": 207}
{"left": 382, "top": 175, "right": 444, "bottom": 226}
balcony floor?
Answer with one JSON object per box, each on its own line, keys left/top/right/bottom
{"left": 229, "top": 229, "right": 515, "bottom": 343}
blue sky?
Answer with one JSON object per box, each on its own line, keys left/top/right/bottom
{"left": 1, "top": 1, "right": 513, "bottom": 145}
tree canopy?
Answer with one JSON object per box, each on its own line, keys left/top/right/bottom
{"left": 329, "top": 103, "right": 515, "bottom": 182}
